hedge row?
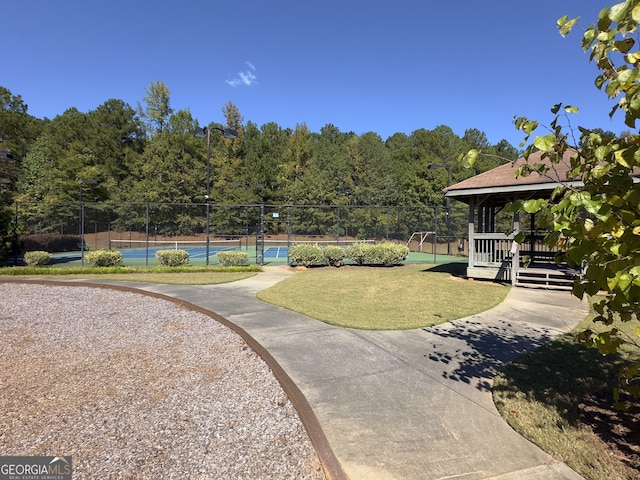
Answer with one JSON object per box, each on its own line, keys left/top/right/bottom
{"left": 20, "top": 248, "right": 251, "bottom": 268}
{"left": 289, "top": 242, "right": 409, "bottom": 267}
{"left": 22, "top": 234, "right": 83, "bottom": 252}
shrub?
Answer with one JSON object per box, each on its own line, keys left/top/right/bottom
{"left": 344, "top": 242, "right": 373, "bottom": 265}
{"left": 156, "top": 249, "right": 190, "bottom": 266}
{"left": 217, "top": 251, "right": 249, "bottom": 266}
{"left": 324, "top": 245, "right": 345, "bottom": 267}
{"left": 371, "top": 242, "right": 409, "bottom": 266}
{"left": 84, "top": 249, "right": 123, "bottom": 267}
{"left": 289, "top": 244, "right": 325, "bottom": 267}
{"left": 23, "top": 251, "right": 51, "bottom": 267}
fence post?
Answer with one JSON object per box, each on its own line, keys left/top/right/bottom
{"left": 433, "top": 206, "right": 438, "bottom": 264}
{"left": 336, "top": 206, "right": 340, "bottom": 244}
{"left": 256, "top": 201, "right": 265, "bottom": 265}
{"left": 287, "top": 205, "right": 291, "bottom": 265}
{"left": 13, "top": 202, "right": 19, "bottom": 266}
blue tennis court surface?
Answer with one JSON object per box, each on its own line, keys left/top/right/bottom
{"left": 47, "top": 244, "right": 291, "bottom": 265}
{"left": 118, "top": 246, "right": 224, "bottom": 259}
{"left": 116, "top": 245, "right": 289, "bottom": 260}
{"left": 263, "top": 246, "right": 288, "bottom": 258}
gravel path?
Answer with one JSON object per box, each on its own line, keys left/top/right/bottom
{"left": 0, "top": 283, "right": 326, "bottom": 479}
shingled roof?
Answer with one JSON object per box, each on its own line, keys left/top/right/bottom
{"left": 444, "top": 149, "right": 582, "bottom": 200}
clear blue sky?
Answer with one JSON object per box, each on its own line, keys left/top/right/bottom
{"left": 5, "top": 1, "right": 628, "bottom": 148}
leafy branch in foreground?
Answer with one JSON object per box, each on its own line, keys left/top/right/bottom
{"left": 462, "top": 1, "right": 640, "bottom": 406}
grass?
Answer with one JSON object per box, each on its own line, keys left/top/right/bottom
{"left": 0, "top": 265, "right": 261, "bottom": 285}
{"left": 257, "top": 263, "right": 509, "bottom": 330}
{"left": 493, "top": 299, "right": 640, "bottom": 480}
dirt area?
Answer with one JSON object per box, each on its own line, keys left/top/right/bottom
{"left": 579, "top": 390, "right": 640, "bottom": 472}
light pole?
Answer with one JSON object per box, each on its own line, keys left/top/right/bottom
{"left": 195, "top": 125, "right": 238, "bottom": 265}
{"left": 79, "top": 179, "right": 98, "bottom": 265}
{"left": 430, "top": 163, "right": 452, "bottom": 255}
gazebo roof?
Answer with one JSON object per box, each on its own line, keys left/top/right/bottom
{"left": 444, "top": 149, "right": 581, "bottom": 201}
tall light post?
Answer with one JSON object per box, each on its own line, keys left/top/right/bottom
{"left": 79, "top": 179, "right": 98, "bottom": 265}
{"left": 194, "top": 125, "right": 238, "bottom": 265}
{"left": 430, "top": 163, "right": 452, "bottom": 255}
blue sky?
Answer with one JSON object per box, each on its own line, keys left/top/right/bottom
{"left": 4, "top": 1, "right": 628, "bottom": 148}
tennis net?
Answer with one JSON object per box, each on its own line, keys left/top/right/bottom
{"left": 262, "top": 239, "right": 376, "bottom": 248}
{"left": 109, "top": 238, "right": 242, "bottom": 251}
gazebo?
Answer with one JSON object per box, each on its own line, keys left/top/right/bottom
{"left": 443, "top": 149, "right": 582, "bottom": 289}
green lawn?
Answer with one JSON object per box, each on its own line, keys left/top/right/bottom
{"left": 0, "top": 265, "right": 260, "bottom": 285}
{"left": 257, "top": 263, "right": 509, "bottom": 329}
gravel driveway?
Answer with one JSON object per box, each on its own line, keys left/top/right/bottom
{"left": 0, "top": 283, "right": 326, "bottom": 479}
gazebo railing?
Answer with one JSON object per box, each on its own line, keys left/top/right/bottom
{"left": 519, "top": 231, "right": 561, "bottom": 264}
{"left": 471, "top": 233, "right": 514, "bottom": 267}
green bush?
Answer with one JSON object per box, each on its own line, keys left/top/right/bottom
{"left": 217, "top": 251, "right": 249, "bottom": 266}
{"left": 370, "top": 242, "right": 409, "bottom": 266}
{"left": 156, "top": 249, "right": 190, "bottom": 266}
{"left": 289, "top": 244, "right": 325, "bottom": 267}
{"left": 23, "top": 251, "right": 52, "bottom": 267}
{"left": 344, "top": 242, "right": 373, "bottom": 265}
{"left": 84, "top": 249, "right": 123, "bottom": 267}
{"left": 324, "top": 245, "right": 345, "bottom": 267}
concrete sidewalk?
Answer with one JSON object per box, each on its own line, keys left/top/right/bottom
{"left": 76, "top": 268, "right": 588, "bottom": 479}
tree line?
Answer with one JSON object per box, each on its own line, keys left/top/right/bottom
{"left": 0, "top": 81, "right": 520, "bottom": 254}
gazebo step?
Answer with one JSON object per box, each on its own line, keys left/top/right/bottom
{"left": 516, "top": 267, "right": 575, "bottom": 290}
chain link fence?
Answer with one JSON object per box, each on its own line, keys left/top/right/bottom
{"left": 8, "top": 201, "right": 470, "bottom": 264}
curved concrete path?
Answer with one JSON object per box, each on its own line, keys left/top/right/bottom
{"left": 21, "top": 268, "right": 589, "bottom": 479}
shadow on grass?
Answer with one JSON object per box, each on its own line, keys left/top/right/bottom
{"left": 424, "top": 318, "right": 556, "bottom": 392}
{"left": 421, "top": 261, "right": 467, "bottom": 277}
{"left": 494, "top": 337, "right": 640, "bottom": 471}
{"left": 494, "top": 338, "right": 624, "bottom": 422}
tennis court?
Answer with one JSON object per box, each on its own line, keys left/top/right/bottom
{"left": 107, "top": 239, "right": 292, "bottom": 264}
{"left": 262, "top": 246, "right": 288, "bottom": 259}
{"left": 115, "top": 245, "right": 289, "bottom": 261}
{"left": 109, "top": 239, "right": 242, "bottom": 259}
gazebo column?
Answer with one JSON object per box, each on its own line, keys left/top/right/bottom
{"left": 468, "top": 199, "right": 475, "bottom": 268}
{"left": 511, "top": 211, "right": 520, "bottom": 287}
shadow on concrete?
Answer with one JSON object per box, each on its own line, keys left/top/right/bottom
{"left": 423, "top": 318, "right": 555, "bottom": 392}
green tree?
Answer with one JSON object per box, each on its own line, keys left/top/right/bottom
{"left": 464, "top": 1, "right": 640, "bottom": 404}
{"left": 125, "top": 123, "right": 203, "bottom": 234}
{"left": 0, "top": 86, "right": 44, "bottom": 260}
{"left": 0, "top": 86, "right": 43, "bottom": 163}
{"left": 16, "top": 108, "right": 109, "bottom": 234}
{"left": 87, "top": 99, "right": 144, "bottom": 190}
{"left": 241, "top": 121, "right": 289, "bottom": 204}
{"left": 222, "top": 101, "right": 244, "bottom": 134}
{"left": 138, "top": 81, "right": 173, "bottom": 135}
{"left": 281, "top": 123, "right": 314, "bottom": 200}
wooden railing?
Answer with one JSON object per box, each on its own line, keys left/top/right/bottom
{"left": 471, "top": 233, "right": 514, "bottom": 267}
{"left": 519, "top": 232, "right": 561, "bottom": 264}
